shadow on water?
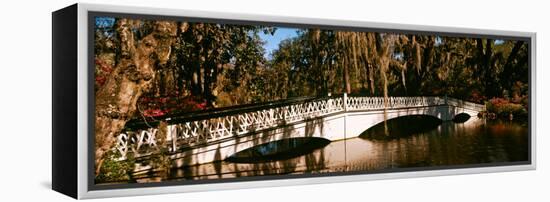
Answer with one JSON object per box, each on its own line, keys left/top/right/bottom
{"left": 225, "top": 137, "right": 331, "bottom": 163}
{"left": 359, "top": 115, "right": 442, "bottom": 140}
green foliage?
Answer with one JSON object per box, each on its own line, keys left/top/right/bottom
{"left": 95, "top": 150, "right": 135, "bottom": 183}
{"left": 267, "top": 32, "right": 529, "bottom": 103}
{"left": 95, "top": 17, "right": 529, "bottom": 118}
{"left": 486, "top": 98, "right": 528, "bottom": 118}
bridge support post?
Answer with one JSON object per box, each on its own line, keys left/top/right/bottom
{"left": 343, "top": 93, "right": 348, "bottom": 112}
{"left": 168, "top": 125, "right": 177, "bottom": 152}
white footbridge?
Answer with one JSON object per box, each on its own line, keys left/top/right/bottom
{"left": 114, "top": 94, "right": 485, "bottom": 170}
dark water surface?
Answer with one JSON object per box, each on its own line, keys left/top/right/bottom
{"left": 138, "top": 118, "right": 528, "bottom": 182}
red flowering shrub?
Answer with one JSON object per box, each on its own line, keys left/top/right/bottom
{"left": 486, "top": 97, "right": 527, "bottom": 118}
{"left": 143, "top": 109, "right": 167, "bottom": 117}
{"left": 137, "top": 95, "right": 208, "bottom": 118}
{"left": 95, "top": 76, "right": 107, "bottom": 86}
{"left": 95, "top": 58, "right": 114, "bottom": 87}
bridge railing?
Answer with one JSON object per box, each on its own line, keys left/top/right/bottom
{"left": 113, "top": 95, "right": 479, "bottom": 159}
{"left": 445, "top": 97, "right": 486, "bottom": 112}
{"left": 345, "top": 96, "right": 446, "bottom": 111}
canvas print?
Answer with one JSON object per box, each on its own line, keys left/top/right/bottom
{"left": 93, "top": 16, "right": 529, "bottom": 185}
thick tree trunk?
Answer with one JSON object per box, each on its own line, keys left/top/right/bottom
{"left": 94, "top": 19, "right": 178, "bottom": 175}
{"left": 484, "top": 39, "right": 495, "bottom": 97}
{"left": 501, "top": 41, "right": 525, "bottom": 92}
{"left": 204, "top": 64, "right": 212, "bottom": 104}
{"left": 476, "top": 38, "right": 485, "bottom": 78}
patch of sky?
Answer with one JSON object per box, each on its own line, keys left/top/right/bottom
{"left": 95, "top": 17, "right": 116, "bottom": 37}
{"left": 95, "top": 17, "right": 115, "bottom": 28}
{"left": 435, "top": 36, "right": 443, "bottom": 46}
{"left": 258, "top": 27, "right": 300, "bottom": 59}
{"left": 393, "top": 52, "right": 404, "bottom": 60}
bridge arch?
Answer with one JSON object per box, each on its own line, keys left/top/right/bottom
{"left": 358, "top": 114, "right": 442, "bottom": 140}
{"left": 342, "top": 104, "right": 452, "bottom": 139}
{"left": 452, "top": 113, "right": 471, "bottom": 123}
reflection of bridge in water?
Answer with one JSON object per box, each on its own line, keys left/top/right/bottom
{"left": 114, "top": 94, "right": 485, "bottom": 176}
